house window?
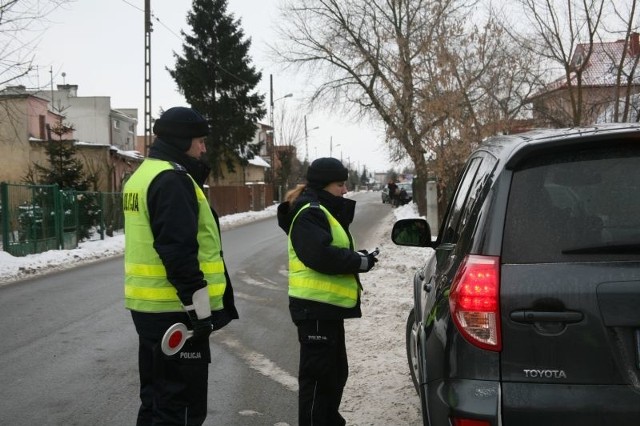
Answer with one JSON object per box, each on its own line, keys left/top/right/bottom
{"left": 113, "top": 120, "right": 120, "bottom": 129}
{"left": 39, "top": 115, "right": 46, "bottom": 139}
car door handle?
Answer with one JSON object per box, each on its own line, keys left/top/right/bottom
{"left": 510, "top": 310, "right": 583, "bottom": 324}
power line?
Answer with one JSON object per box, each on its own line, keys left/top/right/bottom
{"left": 119, "top": 0, "right": 253, "bottom": 87}
{"left": 120, "top": 0, "right": 143, "bottom": 13}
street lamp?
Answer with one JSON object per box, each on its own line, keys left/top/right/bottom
{"left": 274, "top": 93, "right": 293, "bottom": 102}
{"left": 304, "top": 115, "right": 319, "bottom": 163}
{"left": 329, "top": 136, "right": 341, "bottom": 158}
{"left": 269, "top": 92, "right": 292, "bottom": 162}
{"left": 269, "top": 75, "right": 293, "bottom": 202}
{"left": 270, "top": 93, "right": 293, "bottom": 140}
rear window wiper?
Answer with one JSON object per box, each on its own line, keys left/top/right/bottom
{"left": 562, "top": 243, "right": 640, "bottom": 254}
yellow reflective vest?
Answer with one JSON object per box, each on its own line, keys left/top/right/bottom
{"left": 123, "top": 159, "right": 226, "bottom": 313}
{"left": 288, "top": 202, "right": 360, "bottom": 308}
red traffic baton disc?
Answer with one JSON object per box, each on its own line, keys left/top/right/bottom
{"left": 161, "top": 323, "right": 193, "bottom": 356}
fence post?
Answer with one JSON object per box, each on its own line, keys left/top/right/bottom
{"left": 1, "top": 183, "right": 8, "bottom": 251}
{"left": 53, "top": 184, "right": 62, "bottom": 249}
{"left": 99, "top": 192, "right": 105, "bottom": 240}
{"left": 74, "top": 190, "right": 80, "bottom": 243}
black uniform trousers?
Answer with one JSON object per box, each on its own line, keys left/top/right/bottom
{"left": 132, "top": 311, "right": 211, "bottom": 426}
{"left": 296, "top": 319, "right": 348, "bottom": 426}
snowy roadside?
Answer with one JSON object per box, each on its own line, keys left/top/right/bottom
{"left": 341, "top": 204, "right": 424, "bottom": 425}
{"left": 0, "top": 205, "right": 280, "bottom": 285}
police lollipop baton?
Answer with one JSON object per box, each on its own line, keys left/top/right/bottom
{"left": 161, "top": 288, "right": 212, "bottom": 355}
{"left": 161, "top": 323, "right": 193, "bottom": 356}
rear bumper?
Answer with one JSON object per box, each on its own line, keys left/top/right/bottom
{"left": 427, "top": 379, "right": 500, "bottom": 425}
{"left": 501, "top": 382, "right": 640, "bottom": 425}
{"left": 427, "top": 380, "right": 640, "bottom": 426}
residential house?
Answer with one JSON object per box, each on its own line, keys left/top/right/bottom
{"left": 208, "top": 121, "right": 272, "bottom": 186}
{"left": 0, "top": 85, "right": 142, "bottom": 192}
{"left": 0, "top": 89, "right": 71, "bottom": 184}
{"left": 530, "top": 32, "right": 640, "bottom": 126}
{"left": 136, "top": 121, "right": 272, "bottom": 187}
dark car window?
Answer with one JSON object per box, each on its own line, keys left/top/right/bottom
{"left": 503, "top": 145, "right": 640, "bottom": 263}
{"left": 440, "top": 158, "right": 482, "bottom": 244}
{"left": 457, "top": 155, "right": 497, "bottom": 237}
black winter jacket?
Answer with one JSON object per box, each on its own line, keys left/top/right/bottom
{"left": 141, "top": 138, "right": 238, "bottom": 330}
{"left": 277, "top": 187, "right": 363, "bottom": 321}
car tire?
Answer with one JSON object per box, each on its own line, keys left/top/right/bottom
{"left": 406, "top": 308, "right": 420, "bottom": 394}
{"left": 406, "top": 309, "right": 431, "bottom": 425}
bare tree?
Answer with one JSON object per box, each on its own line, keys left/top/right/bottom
{"left": 0, "top": 1, "right": 71, "bottom": 146}
{"left": 422, "top": 14, "right": 546, "bottom": 214}
{"left": 274, "top": 103, "right": 305, "bottom": 192}
{"left": 0, "top": 0, "right": 69, "bottom": 86}
{"left": 501, "top": 0, "right": 611, "bottom": 126}
{"left": 273, "top": 0, "right": 540, "bottom": 216}
{"left": 604, "top": 0, "right": 640, "bottom": 122}
{"left": 273, "top": 0, "right": 488, "bottom": 215}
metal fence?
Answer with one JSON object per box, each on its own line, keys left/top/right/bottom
{"left": 0, "top": 182, "right": 124, "bottom": 257}
{"left": 1, "top": 181, "right": 273, "bottom": 257}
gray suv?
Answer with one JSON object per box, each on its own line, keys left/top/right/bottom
{"left": 392, "top": 124, "right": 640, "bottom": 425}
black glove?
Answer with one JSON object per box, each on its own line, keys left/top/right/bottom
{"left": 186, "top": 309, "right": 213, "bottom": 341}
{"left": 358, "top": 251, "right": 378, "bottom": 272}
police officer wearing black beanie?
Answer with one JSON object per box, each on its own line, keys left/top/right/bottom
{"left": 277, "top": 157, "right": 379, "bottom": 426}
{"left": 124, "top": 107, "right": 238, "bottom": 426}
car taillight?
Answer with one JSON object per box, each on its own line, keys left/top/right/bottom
{"left": 452, "top": 418, "right": 491, "bottom": 426}
{"left": 449, "top": 255, "right": 501, "bottom": 351}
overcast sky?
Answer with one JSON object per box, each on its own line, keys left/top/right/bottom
{"left": 26, "top": 0, "right": 394, "bottom": 173}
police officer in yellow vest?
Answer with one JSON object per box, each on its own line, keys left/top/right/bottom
{"left": 123, "top": 107, "right": 238, "bottom": 426}
{"left": 277, "top": 157, "right": 379, "bottom": 426}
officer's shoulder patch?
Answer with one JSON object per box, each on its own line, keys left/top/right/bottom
{"left": 168, "top": 161, "right": 187, "bottom": 173}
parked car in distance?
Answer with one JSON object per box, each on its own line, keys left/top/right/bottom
{"left": 392, "top": 124, "right": 640, "bottom": 426}
{"left": 382, "top": 182, "right": 413, "bottom": 205}
{"left": 396, "top": 182, "right": 413, "bottom": 206}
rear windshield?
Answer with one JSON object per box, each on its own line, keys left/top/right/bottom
{"left": 503, "top": 144, "right": 640, "bottom": 263}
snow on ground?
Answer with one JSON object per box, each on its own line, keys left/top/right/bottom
{"left": 342, "top": 203, "right": 425, "bottom": 425}
{"left": 0, "top": 205, "right": 280, "bottom": 285}
{"left": 0, "top": 198, "right": 427, "bottom": 425}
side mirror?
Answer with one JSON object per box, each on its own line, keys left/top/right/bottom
{"left": 391, "top": 218, "right": 434, "bottom": 248}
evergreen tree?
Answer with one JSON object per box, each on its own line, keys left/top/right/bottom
{"left": 348, "top": 166, "right": 360, "bottom": 189}
{"left": 169, "top": 0, "right": 266, "bottom": 179}
{"left": 32, "top": 120, "right": 89, "bottom": 190}
{"left": 25, "top": 116, "right": 100, "bottom": 241}
{"left": 360, "top": 166, "right": 369, "bottom": 186}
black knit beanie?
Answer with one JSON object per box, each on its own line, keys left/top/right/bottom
{"left": 306, "top": 157, "right": 348, "bottom": 189}
{"left": 152, "top": 107, "right": 209, "bottom": 151}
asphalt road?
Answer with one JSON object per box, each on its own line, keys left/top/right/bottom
{"left": 0, "top": 191, "right": 385, "bottom": 426}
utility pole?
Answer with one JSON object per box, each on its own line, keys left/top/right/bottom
{"left": 269, "top": 74, "right": 274, "bottom": 182}
{"left": 304, "top": 115, "right": 309, "bottom": 163}
{"left": 143, "top": 0, "right": 152, "bottom": 156}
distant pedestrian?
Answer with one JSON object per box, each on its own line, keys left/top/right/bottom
{"left": 123, "top": 106, "right": 239, "bottom": 426}
{"left": 387, "top": 180, "right": 398, "bottom": 206}
{"left": 277, "top": 157, "right": 380, "bottom": 426}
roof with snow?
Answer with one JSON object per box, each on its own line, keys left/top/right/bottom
{"left": 544, "top": 34, "right": 640, "bottom": 92}
{"left": 248, "top": 155, "right": 270, "bottom": 168}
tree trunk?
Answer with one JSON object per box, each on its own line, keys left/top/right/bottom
{"left": 413, "top": 155, "right": 429, "bottom": 218}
